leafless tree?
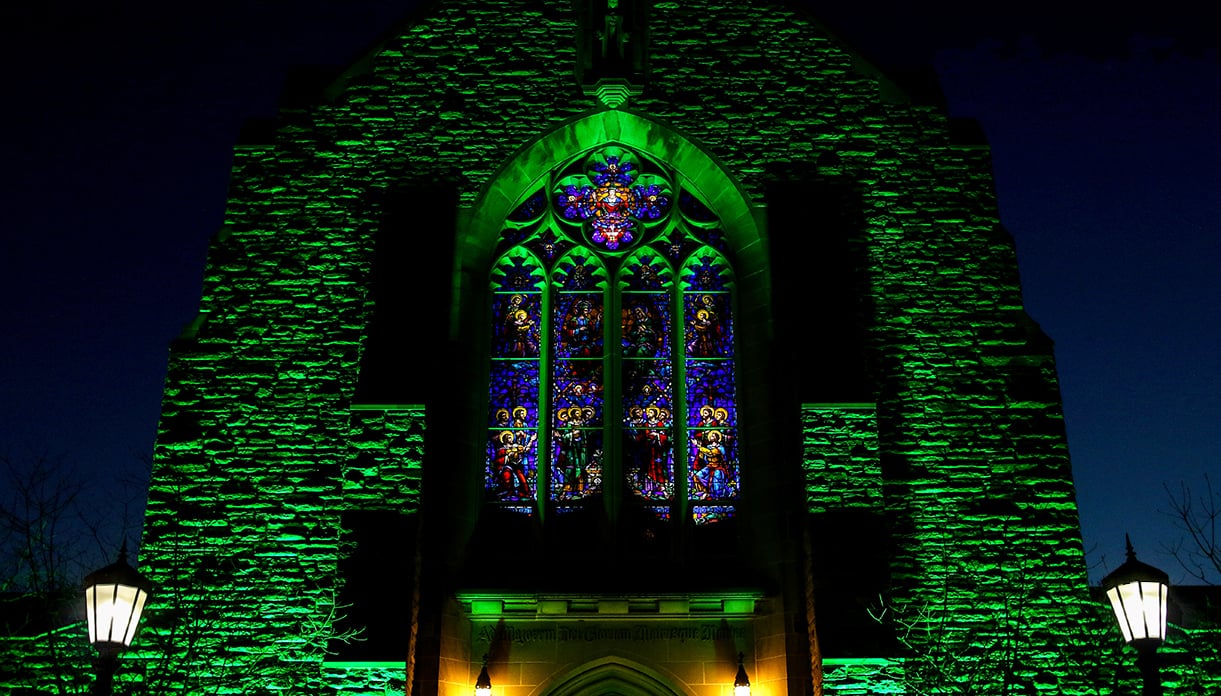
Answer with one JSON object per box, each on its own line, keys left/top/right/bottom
{"left": 0, "top": 451, "right": 123, "bottom": 694}
{"left": 1163, "top": 474, "right": 1221, "bottom": 585}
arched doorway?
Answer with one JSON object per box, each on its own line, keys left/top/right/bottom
{"left": 540, "top": 657, "right": 691, "bottom": 696}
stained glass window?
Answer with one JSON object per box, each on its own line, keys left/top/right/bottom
{"left": 621, "top": 251, "right": 674, "bottom": 502}
{"left": 485, "top": 146, "right": 737, "bottom": 525}
{"left": 487, "top": 248, "right": 544, "bottom": 504}
{"left": 551, "top": 248, "right": 607, "bottom": 507}
{"left": 683, "top": 252, "right": 738, "bottom": 523}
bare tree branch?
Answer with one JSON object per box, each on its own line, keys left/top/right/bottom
{"left": 1162, "top": 474, "right": 1221, "bottom": 585}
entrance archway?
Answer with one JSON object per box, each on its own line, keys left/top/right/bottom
{"left": 539, "top": 657, "right": 692, "bottom": 696}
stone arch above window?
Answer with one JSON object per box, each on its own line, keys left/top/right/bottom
{"left": 463, "top": 110, "right": 764, "bottom": 282}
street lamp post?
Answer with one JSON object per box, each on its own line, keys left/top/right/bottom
{"left": 1101, "top": 535, "right": 1169, "bottom": 696}
{"left": 83, "top": 543, "right": 153, "bottom": 696}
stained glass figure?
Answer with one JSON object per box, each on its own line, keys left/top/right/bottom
{"left": 488, "top": 428, "right": 538, "bottom": 502}
{"left": 682, "top": 249, "right": 736, "bottom": 516}
{"left": 491, "top": 294, "right": 541, "bottom": 358}
{"left": 623, "top": 359, "right": 673, "bottom": 501}
{"left": 621, "top": 294, "right": 669, "bottom": 358}
{"left": 624, "top": 404, "right": 673, "bottom": 500}
{"left": 550, "top": 406, "right": 603, "bottom": 501}
{"left": 684, "top": 293, "right": 732, "bottom": 358}
{"left": 555, "top": 294, "right": 603, "bottom": 358}
{"left": 553, "top": 149, "right": 671, "bottom": 251}
{"left": 688, "top": 429, "right": 737, "bottom": 500}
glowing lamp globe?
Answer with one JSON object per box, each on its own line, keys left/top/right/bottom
{"left": 1101, "top": 536, "right": 1169, "bottom": 648}
{"left": 83, "top": 548, "right": 153, "bottom": 653}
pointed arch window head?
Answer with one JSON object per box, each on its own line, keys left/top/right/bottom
{"left": 487, "top": 146, "right": 737, "bottom": 525}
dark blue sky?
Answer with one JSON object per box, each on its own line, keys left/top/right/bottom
{"left": 934, "top": 38, "right": 1221, "bottom": 585}
{"left": 1, "top": 3, "right": 1217, "bottom": 584}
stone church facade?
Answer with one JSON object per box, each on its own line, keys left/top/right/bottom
{"left": 132, "top": 1, "right": 1103, "bottom": 694}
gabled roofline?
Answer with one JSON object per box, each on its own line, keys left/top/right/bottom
{"left": 268, "top": 0, "right": 949, "bottom": 113}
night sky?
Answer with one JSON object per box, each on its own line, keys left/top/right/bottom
{"left": 1, "top": 3, "right": 1217, "bottom": 585}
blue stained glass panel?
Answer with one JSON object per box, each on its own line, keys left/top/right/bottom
{"left": 492, "top": 293, "right": 541, "bottom": 358}
{"left": 488, "top": 361, "right": 540, "bottom": 427}
{"left": 624, "top": 419, "right": 673, "bottom": 500}
{"left": 685, "top": 360, "right": 736, "bottom": 428}
{"left": 646, "top": 506, "right": 671, "bottom": 521}
{"left": 692, "top": 505, "right": 734, "bottom": 525}
{"left": 491, "top": 252, "right": 544, "bottom": 293}
{"left": 682, "top": 254, "right": 733, "bottom": 292}
{"left": 679, "top": 191, "right": 718, "bottom": 224}
{"left": 526, "top": 229, "right": 572, "bottom": 264}
{"left": 508, "top": 190, "right": 547, "bottom": 223}
{"left": 554, "top": 252, "right": 606, "bottom": 291}
{"left": 486, "top": 428, "right": 538, "bottom": 502}
{"left": 683, "top": 293, "right": 733, "bottom": 358}
{"left": 621, "top": 254, "right": 672, "bottom": 291}
{"left": 621, "top": 294, "right": 670, "bottom": 358}
{"left": 552, "top": 360, "right": 604, "bottom": 425}
{"left": 687, "top": 429, "right": 738, "bottom": 501}
{"left": 550, "top": 423, "right": 603, "bottom": 501}
{"left": 623, "top": 359, "right": 673, "bottom": 501}
{"left": 554, "top": 293, "right": 604, "bottom": 358}
{"left": 622, "top": 362, "right": 672, "bottom": 415}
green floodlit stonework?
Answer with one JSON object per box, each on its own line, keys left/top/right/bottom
{"left": 7, "top": 0, "right": 1219, "bottom": 694}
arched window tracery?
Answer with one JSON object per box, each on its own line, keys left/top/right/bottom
{"left": 486, "top": 145, "right": 738, "bottom": 525}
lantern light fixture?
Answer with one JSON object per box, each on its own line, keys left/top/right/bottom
{"left": 83, "top": 542, "right": 153, "bottom": 696}
{"left": 475, "top": 654, "right": 492, "bottom": 696}
{"left": 733, "top": 652, "right": 751, "bottom": 696}
{"left": 83, "top": 542, "right": 153, "bottom": 652}
{"left": 1101, "top": 535, "right": 1170, "bottom": 696}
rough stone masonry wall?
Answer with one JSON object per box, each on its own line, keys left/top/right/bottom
{"left": 0, "top": 625, "right": 93, "bottom": 695}
{"left": 133, "top": 0, "right": 1099, "bottom": 692}
{"left": 801, "top": 405, "right": 880, "bottom": 515}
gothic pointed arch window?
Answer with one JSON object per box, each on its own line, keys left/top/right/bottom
{"left": 486, "top": 146, "right": 738, "bottom": 525}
